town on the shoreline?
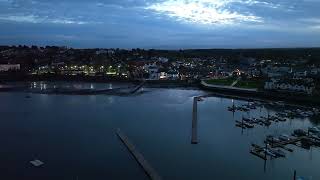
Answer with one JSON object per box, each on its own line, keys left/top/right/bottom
{"left": 0, "top": 45, "right": 319, "bottom": 97}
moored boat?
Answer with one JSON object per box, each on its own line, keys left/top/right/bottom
{"left": 271, "top": 149, "right": 286, "bottom": 157}
{"left": 279, "top": 134, "right": 291, "bottom": 141}
{"left": 308, "top": 127, "right": 320, "bottom": 133}
{"left": 293, "top": 129, "right": 308, "bottom": 137}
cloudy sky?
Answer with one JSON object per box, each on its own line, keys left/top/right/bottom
{"left": 0, "top": 0, "right": 319, "bottom": 49}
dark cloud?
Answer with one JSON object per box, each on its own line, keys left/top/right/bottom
{"left": 0, "top": 0, "right": 319, "bottom": 48}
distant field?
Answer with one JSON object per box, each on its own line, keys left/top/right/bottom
{"left": 234, "top": 80, "right": 264, "bottom": 89}
{"left": 204, "top": 78, "right": 235, "bottom": 86}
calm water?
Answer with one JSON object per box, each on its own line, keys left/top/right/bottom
{"left": 0, "top": 82, "right": 319, "bottom": 180}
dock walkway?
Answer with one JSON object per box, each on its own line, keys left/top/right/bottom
{"left": 116, "top": 129, "right": 162, "bottom": 180}
{"left": 191, "top": 97, "right": 198, "bottom": 144}
{"left": 251, "top": 137, "right": 305, "bottom": 160}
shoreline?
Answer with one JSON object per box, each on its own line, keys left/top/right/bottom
{"left": 200, "top": 82, "right": 320, "bottom": 107}
{"left": 1, "top": 76, "right": 319, "bottom": 107}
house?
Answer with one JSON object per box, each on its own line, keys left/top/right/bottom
{"left": 240, "top": 57, "right": 256, "bottom": 66}
{"left": 310, "top": 68, "right": 320, "bottom": 76}
{"left": 157, "top": 57, "right": 169, "bottom": 63}
{"left": 261, "top": 65, "right": 291, "bottom": 78}
{"left": 167, "top": 70, "right": 179, "bottom": 80}
{"left": 294, "top": 71, "right": 307, "bottom": 78}
{"left": 159, "top": 72, "right": 168, "bottom": 79}
{"left": 95, "top": 49, "right": 114, "bottom": 55}
{"left": 264, "top": 78, "right": 315, "bottom": 95}
{"left": 267, "top": 72, "right": 285, "bottom": 78}
{"left": 143, "top": 63, "right": 159, "bottom": 80}
{"left": 0, "top": 64, "right": 20, "bottom": 72}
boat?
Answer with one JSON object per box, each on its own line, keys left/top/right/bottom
{"left": 244, "top": 122, "right": 254, "bottom": 128}
{"left": 197, "top": 97, "right": 204, "bottom": 102}
{"left": 297, "top": 177, "right": 312, "bottom": 180}
{"left": 301, "top": 113, "right": 310, "bottom": 118}
{"left": 279, "top": 134, "right": 291, "bottom": 141}
{"left": 242, "top": 117, "right": 253, "bottom": 122}
{"left": 266, "top": 135, "right": 281, "bottom": 143}
{"left": 278, "top": 117, "right": 287, "bottom": 122}
{"left": 276, "top": 112, "right": 286, "bottom": 117}
{"left": 264, "top": 120, "right": 272, "bottom": 126}
{"left": 308, "top": 138, "right": 320, "bottom": 146}
{"left": 269, "top": 116, "right": 279, "bottom": 121}
{"left": 235, "top": 123, "right": 246, "bottom": 129}
{"left": 235, "top": 120, "right": 254, "bottom": 128}
{"left": 293, "top": 129, "right": 308, "bottom": 137}
{"left": 313, "top": 108, "right": 320, "bottom": 115}
{"left": 251, "top": 143, "right": 262, "bottom": 149}
{"left": 252, "top": 118, "right": 260, "bottom": 123}
{"left": 275, "top": 101, "right": 285, "bottom": 106}
{"left": 239, "top": 107, "right": 250, "bottom": 112}
{"left": 308, "top": 127, "right": 320, "bottom": 133}
{"left": 271, "top": 149, "right": 286, "bottom": 157}
{"left": 263, "top": 148, "right": 277, "bottom": 157}
{"left": 237, "top": 120, "right": 254, "bottom": 128}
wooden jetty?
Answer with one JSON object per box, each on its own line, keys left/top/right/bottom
{"left": 250, "top": 149, "right": 267, "bottom": 160}
{"left": 116, "top": 129, "right": 162, "bottom": 180}
{"left": 250, "top": 131, "right": 320, "bottom": 161}
{"left": 191, "top": 97, "right": 198, "bottom": 144}
{"left": 251, "top": 137, "right": 305, "bottom": 160}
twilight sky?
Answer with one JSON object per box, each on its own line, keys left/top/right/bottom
{"left": 0, "top": 0, "right": 319, "bottom": 49}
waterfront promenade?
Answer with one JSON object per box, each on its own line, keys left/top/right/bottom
{"left": 200, "top": 80, "right": 258, "bottom": 92}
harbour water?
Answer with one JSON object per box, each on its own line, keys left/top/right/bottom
{"left": 0, "top": 82, "right": 319, "bottom": 180}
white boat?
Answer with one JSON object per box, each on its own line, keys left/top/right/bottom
{"left": 197, "top": 97, "right": 204, "bottom": 102}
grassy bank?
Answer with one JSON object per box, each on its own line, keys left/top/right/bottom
{"left": 204, "top": 78, "right": 235, "bottom": 86}
{"left": 234, "top": 80, "right": 264, "bottom": 89}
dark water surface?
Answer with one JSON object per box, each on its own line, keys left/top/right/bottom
{"left": 0, "top": 82, "right": 319, "bottom": 180}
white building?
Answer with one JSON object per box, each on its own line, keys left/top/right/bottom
{"left": 0, "top": 64, "right": 20, "bottom": 72}
{"left": 159, "top": 72, "right": 168, "bottom": 79}
{"left": 264, "top": 78, "right": 315, "bottom": 95}
{"left": 157, "top": 57, "right": 169, "bottom": 63}
{"left": 310, "top": 68, "right": 320, "bottom": 76}
{"left": 294, "top": 71, "right": 307, "bottom": 78}
{"left": 143, "top": 63, "right": 159, "bottom": 80}
{"left": 167, "top": 70, "right": 179, "bottom": 80}
{"left": 261, "top": 65, "right": 291, "bottom": 78}
{"left": 95, "top": 49, "right": 115, "bottom": 55}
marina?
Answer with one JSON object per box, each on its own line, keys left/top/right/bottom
{"left": 250, "top": 129, "right": 320, "bottom": 161}
{"left": 229, "top": 101, "right": 320, "bottom": 129}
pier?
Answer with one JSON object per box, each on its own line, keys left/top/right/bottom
{"left": 191, "top": 97, "right": 198, "bottom": 144}
{"left": 250, "top": 137, "right": 307, "bottom": 160}
{"left": 268, "top": 137, "right": 304, "bottom": 148}
{"left": 116, "top": 129, "right": 162, "bottom": 180}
